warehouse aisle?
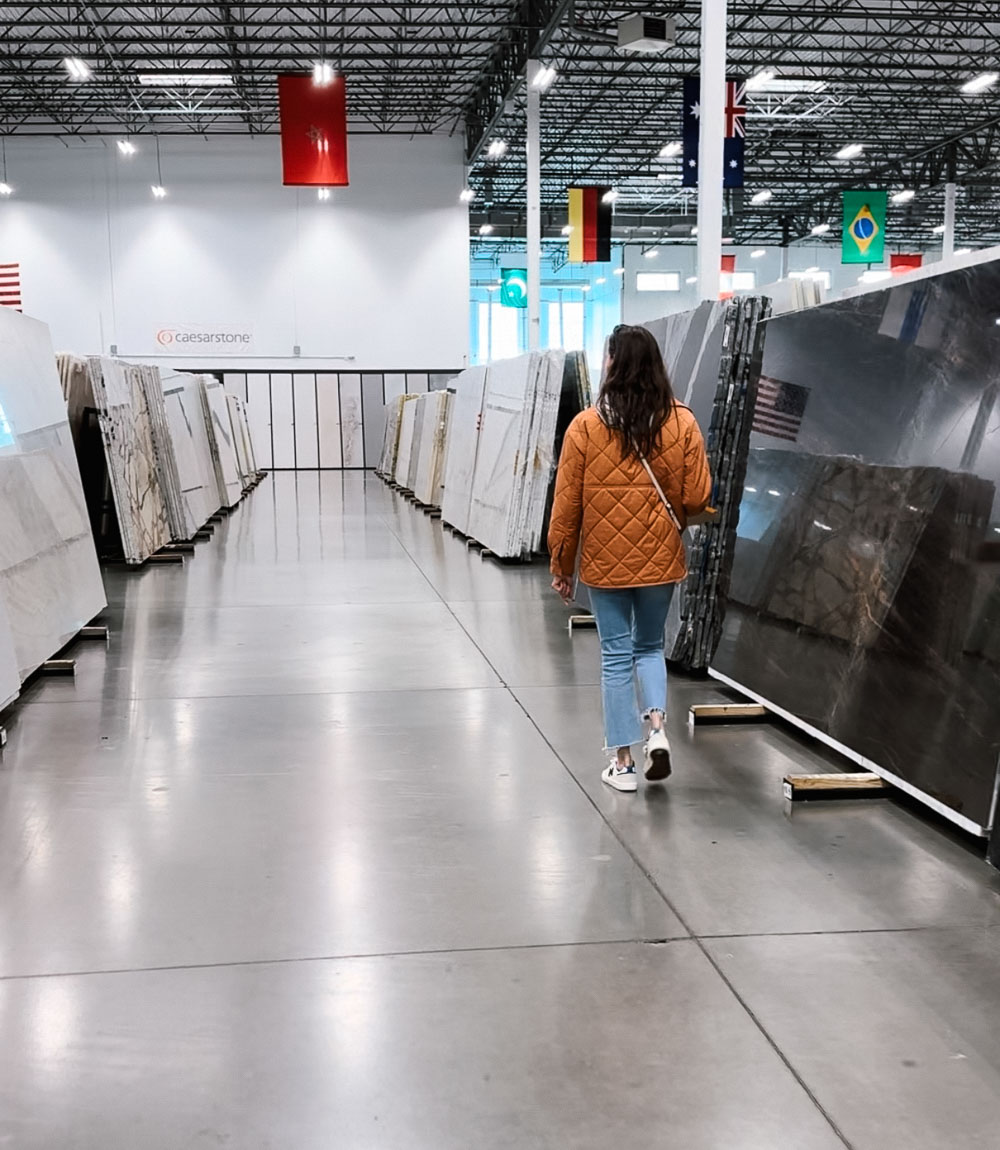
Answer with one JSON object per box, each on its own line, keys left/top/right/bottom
{"left": 2, "top": 472, "right": 1000, "bottom": 1149}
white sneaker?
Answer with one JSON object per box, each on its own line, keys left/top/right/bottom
{"left": 643, "top": 727, "right": 672, "bottom": 782}
{"left": 602, "top": 759, "right": 638, "bottom": 793}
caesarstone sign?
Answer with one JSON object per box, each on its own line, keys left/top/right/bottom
{"left": 154, "top": 323, "right": 255, "bottom": 353}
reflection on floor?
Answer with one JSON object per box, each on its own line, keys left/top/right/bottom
{"left": 1, "top": 472, "right": 999, "bottom": 1150}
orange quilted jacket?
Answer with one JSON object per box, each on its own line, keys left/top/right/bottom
{"left": 548, "top": 404, "right": 711, "bottom": 588}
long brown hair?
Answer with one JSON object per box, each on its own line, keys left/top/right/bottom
{"left": 599, "top": 324, "right": 676, "bottom": 460}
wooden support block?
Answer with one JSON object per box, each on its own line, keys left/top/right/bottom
{"left": 568, "top": 614, "right": 597, "bottom": 634}
{"left": 0, "top": 726, "right": 6, "bottom": 748}
{"left": 147, "top": 553, "right": 185, "bottom": 565}
{"left": 689, "top": 703, "right": 769, "bottom": 725}
{"left": 783, "top": 772, "right": 889, "bottom": 802}
{"left": 163, "top": 543, "right": 196, "bottom": 554}
{"left": 429, "top": 511, "right": 442, "bottom": 520}
{"left": 41, "top": 658, "right": 75, "bottom": 676}
{"left": 79, "top": 625, "right": 109, "bottom": 640}
{"left": 194, "top": 531, "right": 213, "bottom": 542}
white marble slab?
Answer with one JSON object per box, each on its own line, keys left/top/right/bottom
{"left": 160, "top": 370, "right": 221, "bottom": 530}
{"left": 440, "top": 365, "right": 488, "bottom": 536}
{"left": 227, "top": 394, "right": 253, "bottom": 486}
{"left": 202, "top": 377, "right": 244, "bottom": 508}
{"left": 0, "top": 309, "right": 106, "bottom": 679}
{"left": 412, "top": 389, "right": 450, "bottom": 507}
{"left": 378, "top": 395, "right": 405, "bottom": 478}
{"left": 394, "top": 395, "right": 420, "bottom": 488}
{"left": 0, "top": 594, "right": 20, "bottom": 711}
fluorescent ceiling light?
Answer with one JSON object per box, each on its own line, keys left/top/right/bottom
{"left": 0, "top": 183, "right": 12, "bottom": 197}
{"left": 486, "top": 140, "right": 508, "bottom": 159}
{"left": 561, "top": 224, "right": 573, "bottom": 235}
{"left": 659, "top": 141, "right": 682, "bottom": 158}
{"left": 63, "top": 57, "right": 92, "bottom": 81}
{"left": 644, "top": 248, "right": 658, "bottom": 258}
{"left": 613, "top": 267, "right": 625, "bottom": 275}
{"left": 811, "top": 222, "right": 831, "bottom": 235}
{"left": 747, "top": 77, "right": 827, "bottom": 94}
{"left": 317, "top": 188, "right": 331, "bottom": 201}
{"left": 138, "top": 73, "right": 233, "bottom": 87}
{"left": 531, "top": 65, "right": 557, "bottom": 91}
{"left": 313, "top": 62, "right": 335, "bottom": 86}
{"left": 931, "top": 223, "right": 947, "bottom": 234}
{"left": 834, "top": 143, "right": 864, "bottom": 160}
{"left": 459, "top": 188, "right": 476, "bottom": 203}
{"left": 685, "top": 276, "right": 697, "bottom": 284}
{"left": 745, "top": 67, "right": 777, "bottom": 91}
{"left": 151, "top": 185, "right": 167, "bottom": 199}
{"left": 117, "top": 139, "right": 137, "bottom": 156}
{"left": 751, "top": 249, "right": 766, "bottom": 258}
{"left": 479, "top": 223, "right": 494, "bottom": 235}
{"left": 767, "top": 489, "right": 781, "bottom": 497}
{"left": 691, "top": 225, "right": 698, "bottom": 236}
{"left": 751, "top": 189, "right": 772, "bottom": 204}
{"left": 955, "top": 247, "right": 972, "bottom": 255}
{"left": 960, "top": 72, "right": 998, "bottom": 94}
{"left": 595, "top": 277, "right": 607, "bottom": 284}
{"left": 657, "top": 172, "right": 680, "bottom": 181}
{"left": 891, "top": 189, "right": 915, "bottom": 204}
{"left": 602, "top": 189, "right": 619, "bottom": 203}
{"left": 580, "top": 284, "right": 591, "bottom": 292}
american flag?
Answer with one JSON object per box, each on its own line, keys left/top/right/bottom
{"left": 752, "top": 376, "right": 809, "bottom": 442}
{"left": 725, "top": 80, "right": 747, "bottom": 138}
{"left": 0, "top": 263, "right": 21, "bottom": 311}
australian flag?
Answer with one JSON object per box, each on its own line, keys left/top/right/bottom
{"left": 682, "top": 76, "right": 745, "bottom": 188}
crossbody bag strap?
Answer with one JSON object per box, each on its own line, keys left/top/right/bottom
{"left": 638, "top": 454, "right": 684, "bottom": 535}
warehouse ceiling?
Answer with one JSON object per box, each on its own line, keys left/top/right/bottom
{"left": 3, "top": 3, "right": 1000, "bottom": 246}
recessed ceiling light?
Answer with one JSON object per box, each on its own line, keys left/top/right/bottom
{"left": 479, "top": 223, "right": 494, "bottom": 235}
{"left": 486, "top": 140, "right": 508, "bottom": 159}
{"left": 891, "top": 189, "right": 915, "bottom": 204}
{"left": 811, "top": 222, "right": 831, "bottom": 235}
{"left": 63, "top": 57, "right": 92, "bottom": 81}
{"left": 117, "top": 139, "right": 137, "bottom": 156}
{"left": 459, "top": 188, "right": 476, "bottom": 203}
{"left": 602, "top": 189, "right": 619, "bottom": 203}
{"left": 750, "top": 248, "right": 766, "bottom": 258}
{"left": 960, "top": 72, "right": 998, "bottom": 94}
{"left": 561, "top": 224, "right": 573, "bottom": 235}
{"left": 138, "top": 73, "right": 233, "bottom": 87}
{"left": 834, "top": 143, "right": 864, "bottom": 160}
{"left": 658, "top": 141, "right": 683, "bottom": 158}
{"left": 751, "top": 189, "right": 772, "bottom": 204}
{"left": 151, "top": 185, "right": 167, "bottom": 199}
{"left": 745, "top": 68, "right": 777, "bottom": 91}
{"left": 313, "top": 62, "right": 336, "bottom": 86}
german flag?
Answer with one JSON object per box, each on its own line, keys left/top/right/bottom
{"left": 567, "top": 186, "right": 612, "bottom": 263}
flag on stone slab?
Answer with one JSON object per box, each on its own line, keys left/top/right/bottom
{"left": 278, "top": 73, "right": 349, "bottom": 186}
{"left": 567, "top": 186, "right": 612, "bottom": 262}
{"left": 682, "top": 76, "right": 745, "bottom": 188}
{"left": 842, "top": 190, "right": 887, "bottom": 264}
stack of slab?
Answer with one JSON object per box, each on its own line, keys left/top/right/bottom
{"left": 0, "top": 308, "right": 106, "bottom": 701}
{"left": 376, "top": 394, "right": 406, "bottom": 480}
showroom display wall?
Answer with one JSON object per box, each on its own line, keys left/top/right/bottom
{"left": 0, "top": 134, "right": 469, "bottom": 371}
{"left": 220, "top": 369, "right": 455, "bottom": 470}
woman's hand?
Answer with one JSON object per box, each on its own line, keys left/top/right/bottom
{"left": 551, "top": 575, "right": 574, "bottom": 603}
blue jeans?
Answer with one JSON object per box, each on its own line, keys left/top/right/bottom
{"left": 587, "top": 584, "right": 676, "bottom": 750}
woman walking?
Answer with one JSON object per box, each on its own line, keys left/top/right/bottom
{"left": 548, "top": 325, "right": 712, "bottom": 792}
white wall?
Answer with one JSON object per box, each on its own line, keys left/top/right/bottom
{"left": 0, "top": 134, "right": 469, "bottom": 371}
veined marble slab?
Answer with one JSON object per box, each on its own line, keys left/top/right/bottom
{"left": 0, "top": 594, "right": 20, "bottom": 711}
{"left": 160, "top": 370, "right": 222, "bottom": 531}
{"left": 86, "top": 356, "right": 172, "bottom": 564}
{"left": 394, "top": 395, "right": 420, "bottom": 489}
{"left": 138, "top": 364, "right": 197, "bottom": 542}
{"left": 227, "top": 394, "right": 254, "bottom": 487}
{"left": 0, "top": 310, "right": 106, "bottom": 679}
{"left": 412, "top": 389, "right": 451, "bottom": 507}
{"left": 202, "top": 377, "right": 244, "bottom": 508}
{"left": 440, "top": 366, "right": 489, "bottom": 536}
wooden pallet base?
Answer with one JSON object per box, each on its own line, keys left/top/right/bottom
{"left": 78, "top": 624, "right": 109, "bottom": 641}
{"left": 568, "top": 614, "right": 597, "bottom": 634}
{"left": 41, "top": 658, "right": 76, "bottom": 676}
{"left": 783, "top": 772, "right": 889, "bottom": 801}
{"left": 689, "top": 703, "right": 769, "bottom": 725}
{"left": 146, "top": 552, "right": 185, "bottom": 565}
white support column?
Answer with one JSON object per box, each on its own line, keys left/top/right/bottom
{"left": 697, "top": 0, "right": 727, "bottom": 301}
{"left": 526, "top": 59, "right": 542, "bottom": 350}
{"left": 942, "top": 181, "right": 957, "bottom": 260}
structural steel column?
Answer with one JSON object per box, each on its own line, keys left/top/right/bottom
{"left": 942, "top": 181, "right": 957, "bottom": 260}
{"left": 697, "top": 0, "right": 727, "bottom": 300}
{"left": 526, "top": 59, "right": 542, "bottom": 350}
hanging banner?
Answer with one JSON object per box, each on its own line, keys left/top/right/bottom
{"left": 500, "top": 268, "right": 528, "bottom": 308}
{"left": 891, "top": 253, "right": 923, "bottom": 274}
{"left": 567, "top": 187, "right": 612, "bottom": 263}
{"left": 682, "top": 76, "right": 745, "bottom": 188}
{"left": 278, "top": 73, "right": 349, "bottom": 186}
{"left": 842, "top": 190, "right": 887, "bottom": 264}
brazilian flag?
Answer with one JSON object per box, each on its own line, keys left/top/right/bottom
{"left": 842, "top": 190, "right": 887, "bottom": 264}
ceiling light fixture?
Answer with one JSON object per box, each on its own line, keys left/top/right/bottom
{"left": 691, "top": 225, "right": 698, "bottom": 236}
{"left": 747, "top": 77, "right": 827, "bottom": 94}
{"left": 751, "top": 248, "right": 766, "bottom": 258}
{"left": 459, "top": 187, "right": 476, "bottom": 203}
{"left": 580, "top": 284, "right": 591, "bottom": 292}
{"left": 63, "top": 57, "right": 92, "bottom": 81}
{"left": 117, "top": 139, "right": 137, "bottom": 156}
{"left": 317, "top": 188, "right": 331, "bottom": 202}
{"left": 479, "top": 223, "right": 494, "bottom": 235}
{"left": 955, "top": 247, "right": 972, "bottom": 255}
{"left": 313, "top": 62, "right": 336, "bottom": 86}
{"left": 960, "top": 72, "right": 998, "bottom": 94}
{"left": 835, "top": 142, "right": 864, "bottom": 160}
{"left": 595, "top": 276, "right": 607, "bottom": 284}
{"left": 745, "top": 67, "right": 777, "bottom": 91}
{"left": 531, "top": 64, "right": 558, "bottom": 91}
{"left": 0, "top": 183, "right": 12, "bottom": 198}
{"left": 811, "top": 222, "right": 831, "bottom": 235}
{"left": 751, "top": 189, "right": 772, "bottom": 204}
{"left": 931, "top": 223, "right": 947, "bottom": 234}
{"left": 151, "top": 136, "right": 167, "bottom": 200}
{"left": 602, "top": 189, "right": 619, "bottom": 203}
{"left": 561, "top": 224, "right": 573, "bottom": 235}
{"left": 685, "top": 275, "right": 697, "bottom": 284}
{"left": 891, "top": 189, "right": 915, "bottom": 204}
{"left": 138, "top": 73, "right": 233, "bottom": 87}
{"left": 613, "top": 267, "right": 625, "bottom": 276}
{"left": 644, "top": 248, "right": 659, "bottom": 258}
{"left": 486, "top": 140, "right": 508, "bottom": 160}
{"left": 151, "top": 185, "right": 167, "bottom": 199}
{"left": 658, "top": 141, "right": 683, "bottom": 158}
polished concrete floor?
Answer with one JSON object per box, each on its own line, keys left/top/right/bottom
{"left": 2, "top": 471, "right": 1000, "bottom": 1148}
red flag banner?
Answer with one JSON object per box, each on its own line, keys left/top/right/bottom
{"left": 0, "top": 263, "right": 22, "bottom": 311}
{"left": 278, "top": 74, "right": 349, "bottom": 187}
{"left": 891, "top": 253, "right": 922, "bottom": 274}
